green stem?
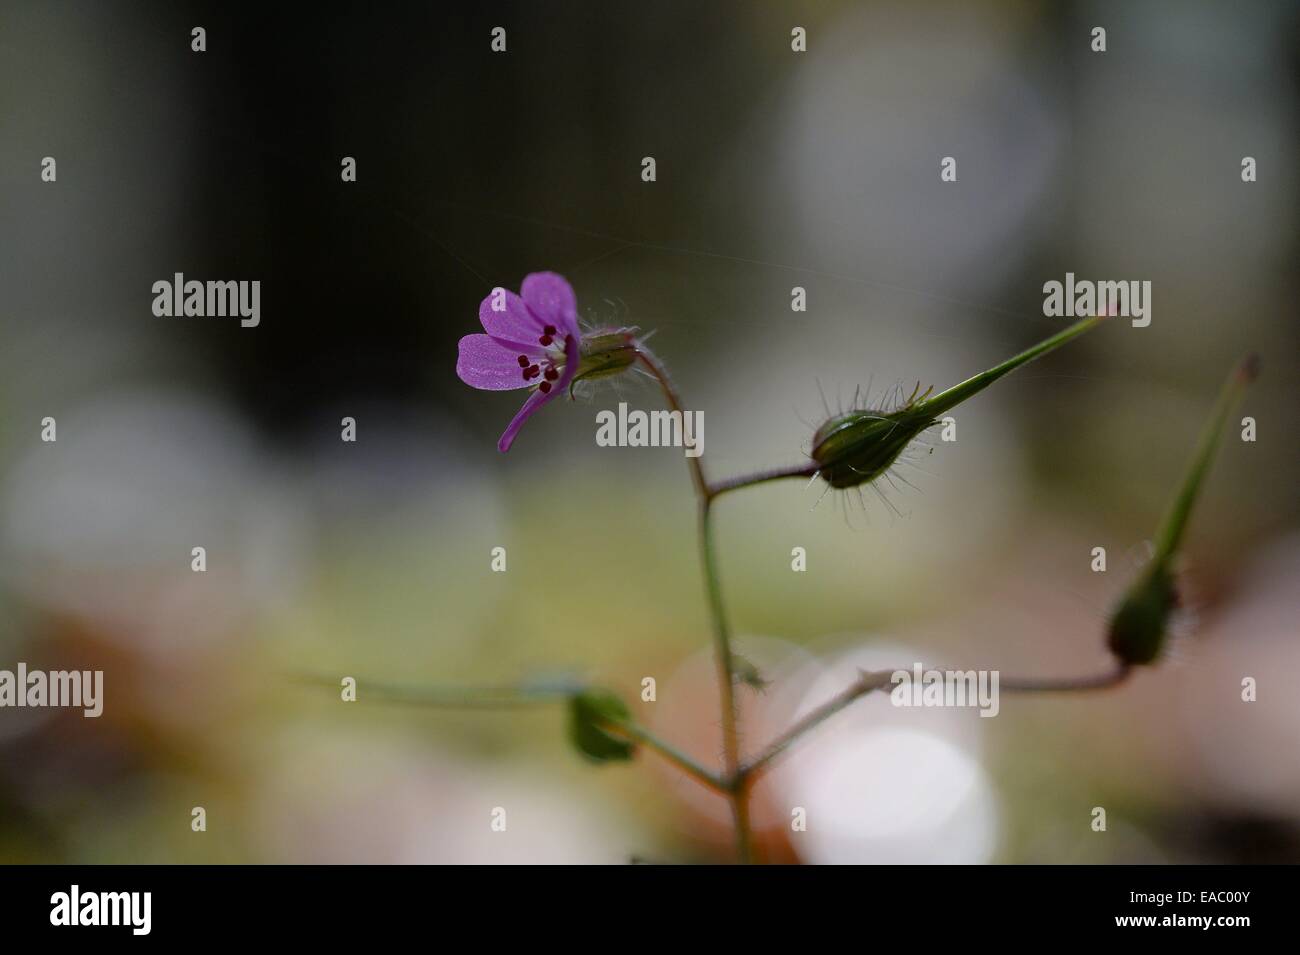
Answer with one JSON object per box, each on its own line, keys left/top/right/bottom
{"left": 1000, "top": 665, "right": 1132, "bottom": 692}
{"left": 310, "top": 673, "right": 731, "bottom": 792}
{"left": 743, "top": 661, "right": 1133, "bottom": 781}
{"left": 1152, "top": 355, "right": 1258, "bottom": 559}
{"left": 741, "top": 670, "right": 895, "bottom": 778}
{"left": 293, "top": 674, "right": 584, "bottom": 708}
{"left": 708, "top": 462, "right": 819, "bottom": 501}
{"left": 700, "top": 499, "right": 752, "bottom": 862}
{"left": 605, "top": 718, "right": 730, "bottom": 793}
{"left": 919, "top": 316, "right": 1103, "bottom": 418}
{"left": 637, "top": 344, "right": 753, "bottom": 863}
{"left": 635, "top": 348, "right": 709, "bottom": 500}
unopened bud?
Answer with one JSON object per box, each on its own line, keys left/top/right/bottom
{"left": 812, "top": 389, "right": 935, "bottom": 489}
{"left": 1106, "top": 354, "right": 1258, "bottom": 666}
{"left": 1107, "top": 563, "right": 1178, "bottom": 665}
{"left": 571, "top": 329, "right": 639, "bottom": 391}
{"left": 810, "top": 317, "right": 1103, "bottom": 490}
{"left": 567, "top": 688, "right": 635, "bottom": 764}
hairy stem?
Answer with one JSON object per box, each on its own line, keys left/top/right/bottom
{"left": 636, "top": 344, "right": 753, "bottom": 862}
{"left": 708, "top": 462, "right": 819, "bottom": 501}
{"left": 700, "top": 499, "right": 752, "bottom": 861}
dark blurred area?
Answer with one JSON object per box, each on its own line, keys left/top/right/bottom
{"left": 0, "top": 0, "right": 1296, "bottom": 863}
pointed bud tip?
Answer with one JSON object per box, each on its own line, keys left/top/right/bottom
{"left": 1238, "top": 353, "right": 1261, "bottom": 383}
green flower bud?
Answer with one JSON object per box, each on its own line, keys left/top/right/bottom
{"left": 1107, "top": 563, "right": 1178, "bottom": 665}
{"left": 1106, "top": 354, "right": 1258, "bottom": 666}
{"left": 567, "top": 688, "right": 635, "bottom": 764}
{"left": 571, "top": 329, "right": 639, "bottom": 390}
{"left": 812, "top": 386, "right": 936, "bottom": 489}
{"left": 811, "top": 316, "right": 1103, "bottom": 490}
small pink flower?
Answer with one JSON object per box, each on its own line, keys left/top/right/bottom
{"left": 457, "top": 272, "right": 583, "bottom": 452}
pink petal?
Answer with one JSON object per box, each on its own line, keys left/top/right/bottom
{"left": 521, "top": 272, "right": 580, "bottom": 339}
{"left": 478, "top": 286, "right": 545, "bottom": 346}
{"left": 457, "top": 334, "right": 534, "bottom": 391}
{"left": 496, "top": 388, "right": 551, "bottom": 452}
{"left": 497, "top": 333, "right": 580, "bottom": 452}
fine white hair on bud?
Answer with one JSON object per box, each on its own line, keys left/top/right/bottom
{"left": 810, "top": 382, "right": 935, "bottom": 490}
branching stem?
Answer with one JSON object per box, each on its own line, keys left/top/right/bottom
{"left": 604, "top": 718, "right": 730, "bottom": 793}
{"left": 740, "top": 669, "right": 896, "bottom": 778}
{"left": 739, "top": 662, "right": 1133, "bottom": 784}
{"left": 634, "top": 332, "right": 1129, "bottom": 861}
{"left": 357, "top": 317, "right": 1141, "bottom": 864}
{"left": 636, "top": 345, "right": 752, "bottom": 862}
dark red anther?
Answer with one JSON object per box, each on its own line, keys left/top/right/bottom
{"left": 538, "top": 381, "right": 552, "bottom": 394}
{"left": 517, "top": 355, "right": 529, "bottom": 367}
{"left": 539, "top": 335, "right": 553, "bottom": 346}
{"left": 544, "top": 367, "right": 558, "bottom": 381}
{"left": 526, "top": 364, "right": 540, "bottom": 379}
{"left": 543, "top": 325, "right": 557, "bottom": 336}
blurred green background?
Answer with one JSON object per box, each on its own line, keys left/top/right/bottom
{"left": 0, "top": 0, "right": 1296, "bottom": 863}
